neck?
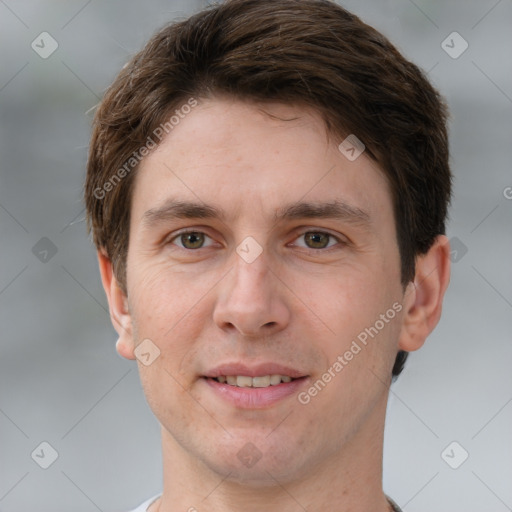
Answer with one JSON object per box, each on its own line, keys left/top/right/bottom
{"left": 154, "top": 397, "right": 390, "bottom": 512}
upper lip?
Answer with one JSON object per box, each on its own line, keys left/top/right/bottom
{"left": 203, "top": 362, "right": 307, "bottom": 379}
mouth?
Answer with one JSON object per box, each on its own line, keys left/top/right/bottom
{"left": 208, "top": 374, "right": 299, "bottom": 388}
{"left": 201, "top": 363, "right": 309, "bottom": 408}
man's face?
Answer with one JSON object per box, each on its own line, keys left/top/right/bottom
{"left": 124, "top": 97, "right": 406, "bottom": 482}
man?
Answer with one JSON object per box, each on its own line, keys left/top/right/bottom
{"left": 85, "top": 1, "right": 451, "bottom": 510}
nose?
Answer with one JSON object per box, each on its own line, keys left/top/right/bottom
{"left": 212, "top": 249, "right": 291, "bottom": 338}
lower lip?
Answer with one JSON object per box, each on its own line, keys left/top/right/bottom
{"left": 203, "top": 377, "right": 309, "bottom": 409}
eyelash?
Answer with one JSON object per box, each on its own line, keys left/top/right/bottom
{"left": 167, "top": 229, "right": 345, "bottom": 252}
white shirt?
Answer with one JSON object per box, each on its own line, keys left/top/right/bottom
{"left": 126, "top": 494, "right": 162, "bottom": 512}
{"left": 126, "top": 493, "right": 402, "bottom": 511}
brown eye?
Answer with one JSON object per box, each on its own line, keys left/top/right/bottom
{"left": 303, "top": 232, "right": 332, "bottom": 249}
{"left": 180, "top": 232, "right": 204, "bottom": 249}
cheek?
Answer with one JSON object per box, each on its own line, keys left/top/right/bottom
{"left": 128, "top": 264, "right": 211, "bottom": 421}
{"left": 308, "top": 268, "right": 382, "bottom": 336}
{"left": 303, "top": 262, "right": 402, "bottom": 379}
{"left": 129, "top": 258, "right": 204, "bottom": 325}
{"left": 127, "top": 261, "right": 220, "bottom": 372}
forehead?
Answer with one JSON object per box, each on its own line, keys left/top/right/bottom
{"left": 131, "top": 97, "right": 392, "bottom": 226}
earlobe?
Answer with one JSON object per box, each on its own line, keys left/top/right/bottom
{"left": 98, "top": 250, "right": 136, "bottom": 360}
{"left": 398, "top": 235, "right": 451, "bottom": 352}
{"left": 115, "top": 337, "right": 135, "bottom": 360}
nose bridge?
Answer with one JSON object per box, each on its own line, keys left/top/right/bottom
{"left": 213, "top": 247, "right": 290, "bottom": 336}
{"left": 226, "top": 248, "right": 274, "bottom": 311}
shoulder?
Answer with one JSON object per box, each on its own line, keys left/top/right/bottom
{"left": 124, "top": 494, "right": 162, "bottom": 512}
{"left": 386, "top": 496, "right": 403, "bottom": 512}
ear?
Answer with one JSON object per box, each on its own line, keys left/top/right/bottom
{"left": 398, "top": 235, "right": 451, "bottom": 352}
{"left": 98, "top": 249, "right": 136, "bottom": 360}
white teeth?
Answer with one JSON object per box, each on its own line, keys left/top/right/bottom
{"left": 214, "top": 374, "right": 296, "bottom": 387}
{"left": 252, "top": 376, "right": 271, "bottom": 388}
{"left": 236, "top": 376, "right": 253, "bottom": 387}
{"left": 270, "top": 374, "right": 282, "bottom": 385}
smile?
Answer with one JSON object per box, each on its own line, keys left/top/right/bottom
{"left": 212, "top": 374, "right": 296, "bottom": 387}
{"left": 202, "top": 375, "right": 309, "bottom": 409}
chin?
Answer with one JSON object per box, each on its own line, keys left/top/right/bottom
{"left": 198, "top": 431, "right": 310, "bottom": 485}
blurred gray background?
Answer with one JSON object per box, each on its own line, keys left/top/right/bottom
{"left": 1, "top": 0, "right": 511, "bottom": 511}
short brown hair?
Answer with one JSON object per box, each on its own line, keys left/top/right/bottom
{"left": 85, "top": 0, "right": 451, "bottom": 378}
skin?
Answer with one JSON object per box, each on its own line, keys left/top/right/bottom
{"left": 98, "top": 97, "right": 450, "bottom": 512}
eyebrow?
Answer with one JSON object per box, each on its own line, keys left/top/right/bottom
{"left": 141, "top": 198, "right": 371, "bottom": 228}
{"left": 142, "top": 200, "right": 222, "bottom": 227}
{"left": 276, "top": 200, "right": 370, "bottom": 226}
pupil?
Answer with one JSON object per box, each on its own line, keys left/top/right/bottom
{"left": 306, "top": 232, "right": 328, "bottom": 248}
{"left": 182, "top": 232, "right": 204, "bottom": 249}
